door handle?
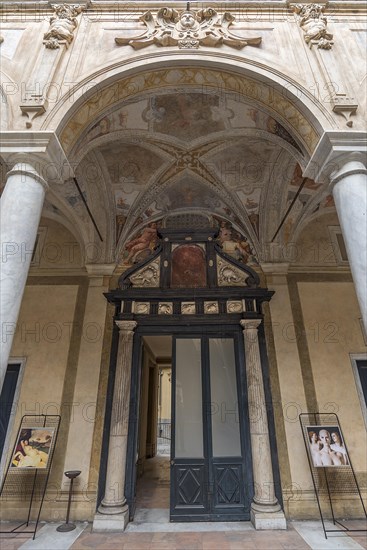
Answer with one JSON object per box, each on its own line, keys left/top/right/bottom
{"left": 170, "top": 460, "right": 175, "bottom": 466}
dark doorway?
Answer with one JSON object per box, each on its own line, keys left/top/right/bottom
{"left": 0, "top": 363, "right": 21, "bottom": 458}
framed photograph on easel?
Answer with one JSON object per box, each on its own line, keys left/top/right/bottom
{"left": 11, "top": 427, "right": 56, "bottom": 469}
{"left": 306, "top": 425, "right": 349, "bottom": 467}
{"left": 300, "top": 413, "right": 366, "bottom": 540}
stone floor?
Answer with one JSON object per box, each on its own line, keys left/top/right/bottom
{"left": 1, "top": 457, "right": 366, "bottom": 549}
{"left": 0, "top": 520, "right": 366, "bottom": 550}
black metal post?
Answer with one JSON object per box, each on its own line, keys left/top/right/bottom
{"left": 57, "top": 470, "right": 81, "bottom": 532}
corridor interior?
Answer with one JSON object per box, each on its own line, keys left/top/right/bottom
{"left": 135, "top": 336, "right": 172, "bottom": 518}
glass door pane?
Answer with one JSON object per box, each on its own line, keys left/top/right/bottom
{"left": 175, "top": 338, "right": 203, "bottom": 458}
{"left": 209, "top": 338, "right": 241, "bottom": 457}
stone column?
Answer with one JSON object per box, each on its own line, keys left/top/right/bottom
{"left": 93, "top": 320, "right": 137, "bottom": 532}
{"left": 240, "top": 319, "right": 286, "bottom": 529}
{"left": 0, "top": 161, "right": 48, "bottom": 392}
{"left": 330, "top": 153, "right": 367, "bottom": 333}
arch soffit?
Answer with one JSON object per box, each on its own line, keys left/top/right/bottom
{"left": 73, "top": 127, "right": 305, "bottom": 170}
{"left": 48, "top": 57, "right": 335, "bottom": 160}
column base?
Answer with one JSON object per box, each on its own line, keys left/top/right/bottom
{"left": 250, "top": 504, "right": 287, "bottom": 530}
{"left": 93, "top": 506, "right": 129, "bottom": 532}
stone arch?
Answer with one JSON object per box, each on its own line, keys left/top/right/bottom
{"left": 42, "top": 54, "right": 336, "bottom": 164}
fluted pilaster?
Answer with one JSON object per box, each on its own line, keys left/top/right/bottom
{"left": 95, "top": 320, "right": 137, "bottom": 531}
{"left": 241, "top": 319, "right": 286, "bottom": 529}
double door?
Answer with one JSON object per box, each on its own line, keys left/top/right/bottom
{"left": 170, "top": 333, "right": 252, "bottom": 521}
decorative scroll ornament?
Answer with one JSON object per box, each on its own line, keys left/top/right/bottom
{"left": 43, "top": 4, "right": 82, "bottom": 49}
{"left": 115, "top": 5, "right": 262, "bottom": 50}
{"left": 227, "top": 301, "right": 243, "bottom": 313}
{"left": 129, "top": 259, "right": 160, "bottom": 287}
{"left": 204, "top": 301, "right": 219, "bottom": 314}
{"left": 181, "top": 302, "right": 196, "bottom": 314}
{"left": 217, "top": 257, "right": 248, "bottom": 286}
{"left": 134, "top": 302, "right": 150, "bottom": 314}
{"left": 158, "top": 302, "right": 173, "bottom": 314}
{"left": 292, "top": 4, "right": 333, "bottom": 49}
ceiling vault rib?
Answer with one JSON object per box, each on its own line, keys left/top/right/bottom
{"left": 271, "top": 177, "right": 307, "bottom": 243}
{"left": 73, "top": 177, "right": 104, "bottom": 242}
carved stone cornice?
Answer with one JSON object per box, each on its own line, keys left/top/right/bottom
{"left": 291, "top": 3, "right": 333, "bottom": 49}
{"left": 115, "top": 6, "right": 261, "bottom": 50}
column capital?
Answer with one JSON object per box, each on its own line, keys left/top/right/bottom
{"left": 240, "top": 319, "right": 261, "bottom": 331}
{"left": 115, "top": 320, "right": 137, "bottom": 333}
{"left": 6, "top": 162, "right": 49, "bottom": 191}
{"left": 329, "top": 152, "right": 367, "bottom": 186}
{"left": 0, "top": 131, "right": 74, "bottom": 184}
{"left": 303, "top": 131, "right": 367, "bottom": 184}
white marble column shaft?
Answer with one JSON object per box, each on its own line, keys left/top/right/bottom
{"left": 95, "top": 320, "right": 137, "bottom": 531}
{"left": 0, "top": 162, "right": 48, "bottom": 392}
{"left": 330, "top": 154, "right": 367, "bottom": 333}
{"left": 241, "top": 319, "right": 286, "bottom": 529}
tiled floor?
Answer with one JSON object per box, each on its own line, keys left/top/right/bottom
{"left": 1, "top": 459, "right": 366, "bottom": 549}
{"left": 1, "top": 522, "right": 366, "bottom": 550}
{"left": 71, "top": 524, "right": 313, "bottom": 549}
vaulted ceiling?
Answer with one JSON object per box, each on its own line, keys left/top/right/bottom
{"left": 40, "top": 89, "right": 335, "bottom": 266}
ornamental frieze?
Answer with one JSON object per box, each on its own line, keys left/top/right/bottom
{"left": 115, "top": 6, "right": 261, "bottom": 50}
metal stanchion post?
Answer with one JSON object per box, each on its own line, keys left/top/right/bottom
{"left": 57, "top": 470, "right": 81, "bottom": 532}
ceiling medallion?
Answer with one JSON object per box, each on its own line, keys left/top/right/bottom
{"left": 115, "top": 4, "right": 262, "bottom": 50}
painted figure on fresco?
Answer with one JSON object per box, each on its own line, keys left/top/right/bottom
{"left": 123, "top": 222, "right": 158, "bottom": 265}
{"left": 217, "top": 222, "right": 257, "bottom": 265}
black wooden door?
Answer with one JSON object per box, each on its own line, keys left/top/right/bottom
{"left": 170, "top": 333, "right": 252, "bottom": 521}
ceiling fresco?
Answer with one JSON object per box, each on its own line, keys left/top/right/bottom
{"left": 42, "top": 84, "right": 333, "bottom": 267}
{"left": 118, "top": 216, "right": 258, "bottom": 268}
{"left": 59, "top": 68, "right": 321, "bottom": 155}
{"left": 143, "top": 93, "right": 232, "bottom": 141}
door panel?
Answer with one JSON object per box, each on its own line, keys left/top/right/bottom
{"left": 213, "top": 460, "right": 245, "bottom": 508}
{"left": 174, "top": 338, "right": 203, "bottom": 458}
{"left": 170, "top": 333, "right": 250, "bottom": 521}
{"left": 209, "top": 338, "right": 241, "bottom": 457}
{"left": 171, "top": 461, "right": 208, "bottom": 518}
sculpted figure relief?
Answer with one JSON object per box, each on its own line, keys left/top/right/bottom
{"left": 293, "top": 4, "right": 333, "bottom": 49}
{"left": 44, "top": 4, "right": 82, "bottom": 49}
{"left": 115, "top": 6, "right": 261, "bottom": 50}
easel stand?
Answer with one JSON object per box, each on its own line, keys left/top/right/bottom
{"left": 0, "top": 415, "right": 61, "bottom": 540}
{"left": 300, "top": 412, "right": 367, "bottom": 539}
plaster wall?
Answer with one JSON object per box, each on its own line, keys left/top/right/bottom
{"left": 1, "top": 4, "right": 366, "bottom": 133}
{"left": 298, "top": 280, "right": 367, "bottom": 471}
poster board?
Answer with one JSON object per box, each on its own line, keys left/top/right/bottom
{"left": 300, "top": 413, "right": 366, "bottom": 540}
{"left": 305, "top": 425, "right": 349, "bottom": 468}
{"left": 11, "top": 427, "right": 56, "bottom": 469}
{"left": 0, "top": 415, "right": 60, "bottom": 540}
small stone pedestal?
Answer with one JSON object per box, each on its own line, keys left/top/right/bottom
{"left": 251, "top": 505, "right": 287, "bottom": 530}
{"left": 93, "top": 506, "right": 129, "bottom": 532}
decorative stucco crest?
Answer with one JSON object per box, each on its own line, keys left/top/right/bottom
{"left": 43, "top": 4, "right": 82, "bottom": 49}
{"left": 115, "top": 5, "right": 261, "bottom": 50}
{"left": 292, "top": 4, "right": 333, "bottom": 49}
